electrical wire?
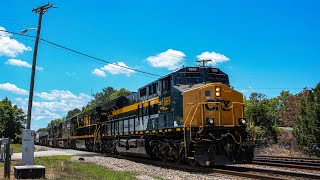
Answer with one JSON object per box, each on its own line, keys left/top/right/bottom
{"left": 38, "top": 40, "right": 157, "bottom": 79}
{"left": 0, "top": 29, "right": 162, "bottom": 77}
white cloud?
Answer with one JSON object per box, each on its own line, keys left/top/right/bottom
{"left": 196, "top": 51, "right": 230, "bottom": 65}
{"left": 100, "top": 62, "right": 135, "bottom": 76}
{"left": 92, "top": 68, "right": 106, "bottom": 77}
{"left": 0, "top": 83, "right": 28, "bottom": 95}
{"left": 0, "top": 26, "right": 32, "bottom": 57}
{"left": 15, "top": 90, "right": 91, "bottom": 121}
{"left": 5, "top": 58, "right": 43, "bottom": 70}
{"left": 34, "top": 93, "right": 90, "bottom": 112}
{"left": 146, "top": 49, "right": 186, "bottom": 70}
{"left": 35, "top": 90, "right": 81, "bottom": 101}
{"left": 32, "top": 108, "right": 62, "bottom": 121}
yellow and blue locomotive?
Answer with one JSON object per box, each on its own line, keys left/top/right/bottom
{"left": 41, "top": 65, "right": 254, "bottom": 166}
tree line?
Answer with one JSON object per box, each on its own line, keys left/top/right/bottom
{"left": 245, "top": 83, "right": 320, "bottom": 156}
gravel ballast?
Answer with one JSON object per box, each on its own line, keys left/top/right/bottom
{"left": 71, "top": 155, "right": 234, "bottom": 180}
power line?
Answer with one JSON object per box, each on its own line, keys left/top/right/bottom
{"left": 38, "top": 40, "right": 157, "bottom": 79}
{"left": 0, "top": 29, "right": 162, "bottom": 77}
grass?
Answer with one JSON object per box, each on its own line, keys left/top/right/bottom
{"left": 10, "top": 143, "right": 22, "bottom": 153}
{"left": 34, "top": 155, "right": 136, "bottom": 180}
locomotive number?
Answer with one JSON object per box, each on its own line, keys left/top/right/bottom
{"left": 159, "top": 96, "right": 171, "bottom": 111}
{"left": 187, "top": 68, "right": 198, "bottom": 72}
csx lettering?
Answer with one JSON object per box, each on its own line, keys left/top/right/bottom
{"left": 205, "top": 99, "right": 231, "bottom": 111}
{"left": 222, "top": 100, "right": 230, "bottom": 111}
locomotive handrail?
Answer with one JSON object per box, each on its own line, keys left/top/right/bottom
{"left": 184, "top": 104, "right": 197, "bottom": 147}
{"left": 198, "top": 102, "right": 221, "bottom": 134}
{"left": 187, "top": 102, "right": 222, "bottom": 143}
{"left": 186, "top": 101, "right": 245, "bottom": 143}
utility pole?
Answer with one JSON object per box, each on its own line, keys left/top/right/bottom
{"left": 22, "top": 3, "right": 56, "bottom": 166}
{"left": 26, "top": 3, "right": 56, "bottom": 129}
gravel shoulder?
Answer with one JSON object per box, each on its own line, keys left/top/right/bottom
{"left": 10, "top": 146, "right": 240, "bottom": 179}
{"left": 71, "top": 155, "right": 234, "bottom": 180}
{"left": 11, "top": 145, "right": 99, "bottom": 160}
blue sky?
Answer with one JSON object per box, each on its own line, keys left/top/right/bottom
{"left": 0, "top": 0, "right": 319, "bottom": 130}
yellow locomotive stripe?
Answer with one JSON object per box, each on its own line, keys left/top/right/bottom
{"left": 71, "top": 135, "right": 94, "bottom": 139}
{"left": 112, "top": 97, "right": 158, "bottom": 116}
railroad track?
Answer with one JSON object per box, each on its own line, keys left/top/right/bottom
{"left": 102, "top": 154, "right": 320, "bottom": 179}
{"left": 35, "top": 146, "right": 320, "bottom": 179}
{"left": 253, "top": 155, "right": 320, "bottom": 171}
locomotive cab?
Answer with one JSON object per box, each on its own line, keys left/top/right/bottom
{"left": 172, "top": 67, "right": 254, "bottom": 166}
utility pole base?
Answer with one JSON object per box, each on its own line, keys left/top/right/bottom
{"left": 22, "top": 129, "right": 35, "bottom": 165}
{"left": 14, "top": 165, "right": 46, "bottom": 179}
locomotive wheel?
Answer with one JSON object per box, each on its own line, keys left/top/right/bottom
{"left": 174, "top": 150, "right": 183, "bottom": 164}
{"left": 188, "top": 159, "right": 198, "bottom": 166}
{"left": 160, "top": 155, "right": 167, "bottom": 162}
{"left": 174, "top": 156, "right": 182, "bottom": 164}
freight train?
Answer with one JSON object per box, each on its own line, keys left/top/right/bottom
{"left": 36, "top": 65, "right": 254, "bottom": 166}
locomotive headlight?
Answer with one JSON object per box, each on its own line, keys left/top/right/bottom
{"left": 215, "top": 87, "right": 220, "bottom": 92}
{"left": 207, "top": 118, "right": 214, "bottom": 125}
{"left": 239, "top": 118, "right": 246, "bottom": 125}
{"left": 215, "top": 92, "right": 220, "bottom": 97}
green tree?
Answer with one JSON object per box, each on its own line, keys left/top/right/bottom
{"left": 46, "top": 119, "right": 65, "bottom": 129}
{"left": 109, "top": 88, "right": 132, "bottom": 100}
{"left": 294, "top": 83, "right": 320, "bottom": 155}
{"left": 37, "top": 128, "right": 47, "bottom": 132}
{"left": 83, "top": 87, "right": 131, "bottom": 111}
{"left": 245, "top": 93, "right": 278, "bottom": 145}
{"left": 0, "top": 97, "right": 26, "bottom": 143}
{"left": 66, "top": 108, "right": 81, "bottom": 119}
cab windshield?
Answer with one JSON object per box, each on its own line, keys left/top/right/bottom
{"left": 206, "top": 73, "right": 229, "bottom": 86}
{"left": 175, "top": 72, "right": 203, "bottom": 85}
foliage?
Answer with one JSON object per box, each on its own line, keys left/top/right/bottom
{"left": 46, "top": 118, "right": 65, "bottom": 129}
{"left": 45, "top": 86, "right": 131, "bottom": 129}
{"left": 0, "top": 97, "right": 26, "bottom": 143}
{"left": 245, "top": 93, "right": 279, "bottom": 145}
{"left": 66, "top": 108, "right": 81, "bottom": 119}
{"left": 34, "top": 155, "right": 136, "bottom": 180}
{"left": 293, "top": 83, "right": 320, "bottom": 156}
{"left": 82, "top": 87, "right": 131, "bottom": 111}
{"left": 37, "top": 128, "right": 47, "bottom": 132}
{"left": 280, "top": 89, "right": 309, "bottom": 127}
{"left": 245, "top": 91, "right": 294, "bottom": 146}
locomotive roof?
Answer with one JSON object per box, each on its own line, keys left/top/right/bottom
{"left": 139, "top": 66, "right": 227, "bottom": 89}
{"left": 68, "top": 66, "right": 228, "bottom": 119}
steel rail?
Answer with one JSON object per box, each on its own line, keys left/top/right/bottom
{"left": 255, "top": 155, "right": 320, "bottom": 162}
{"left": 252, "top": 160, "right": 320, "bottom": 171}
{"left": 221, "top": 165, "right": 320, "bottom": 179}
